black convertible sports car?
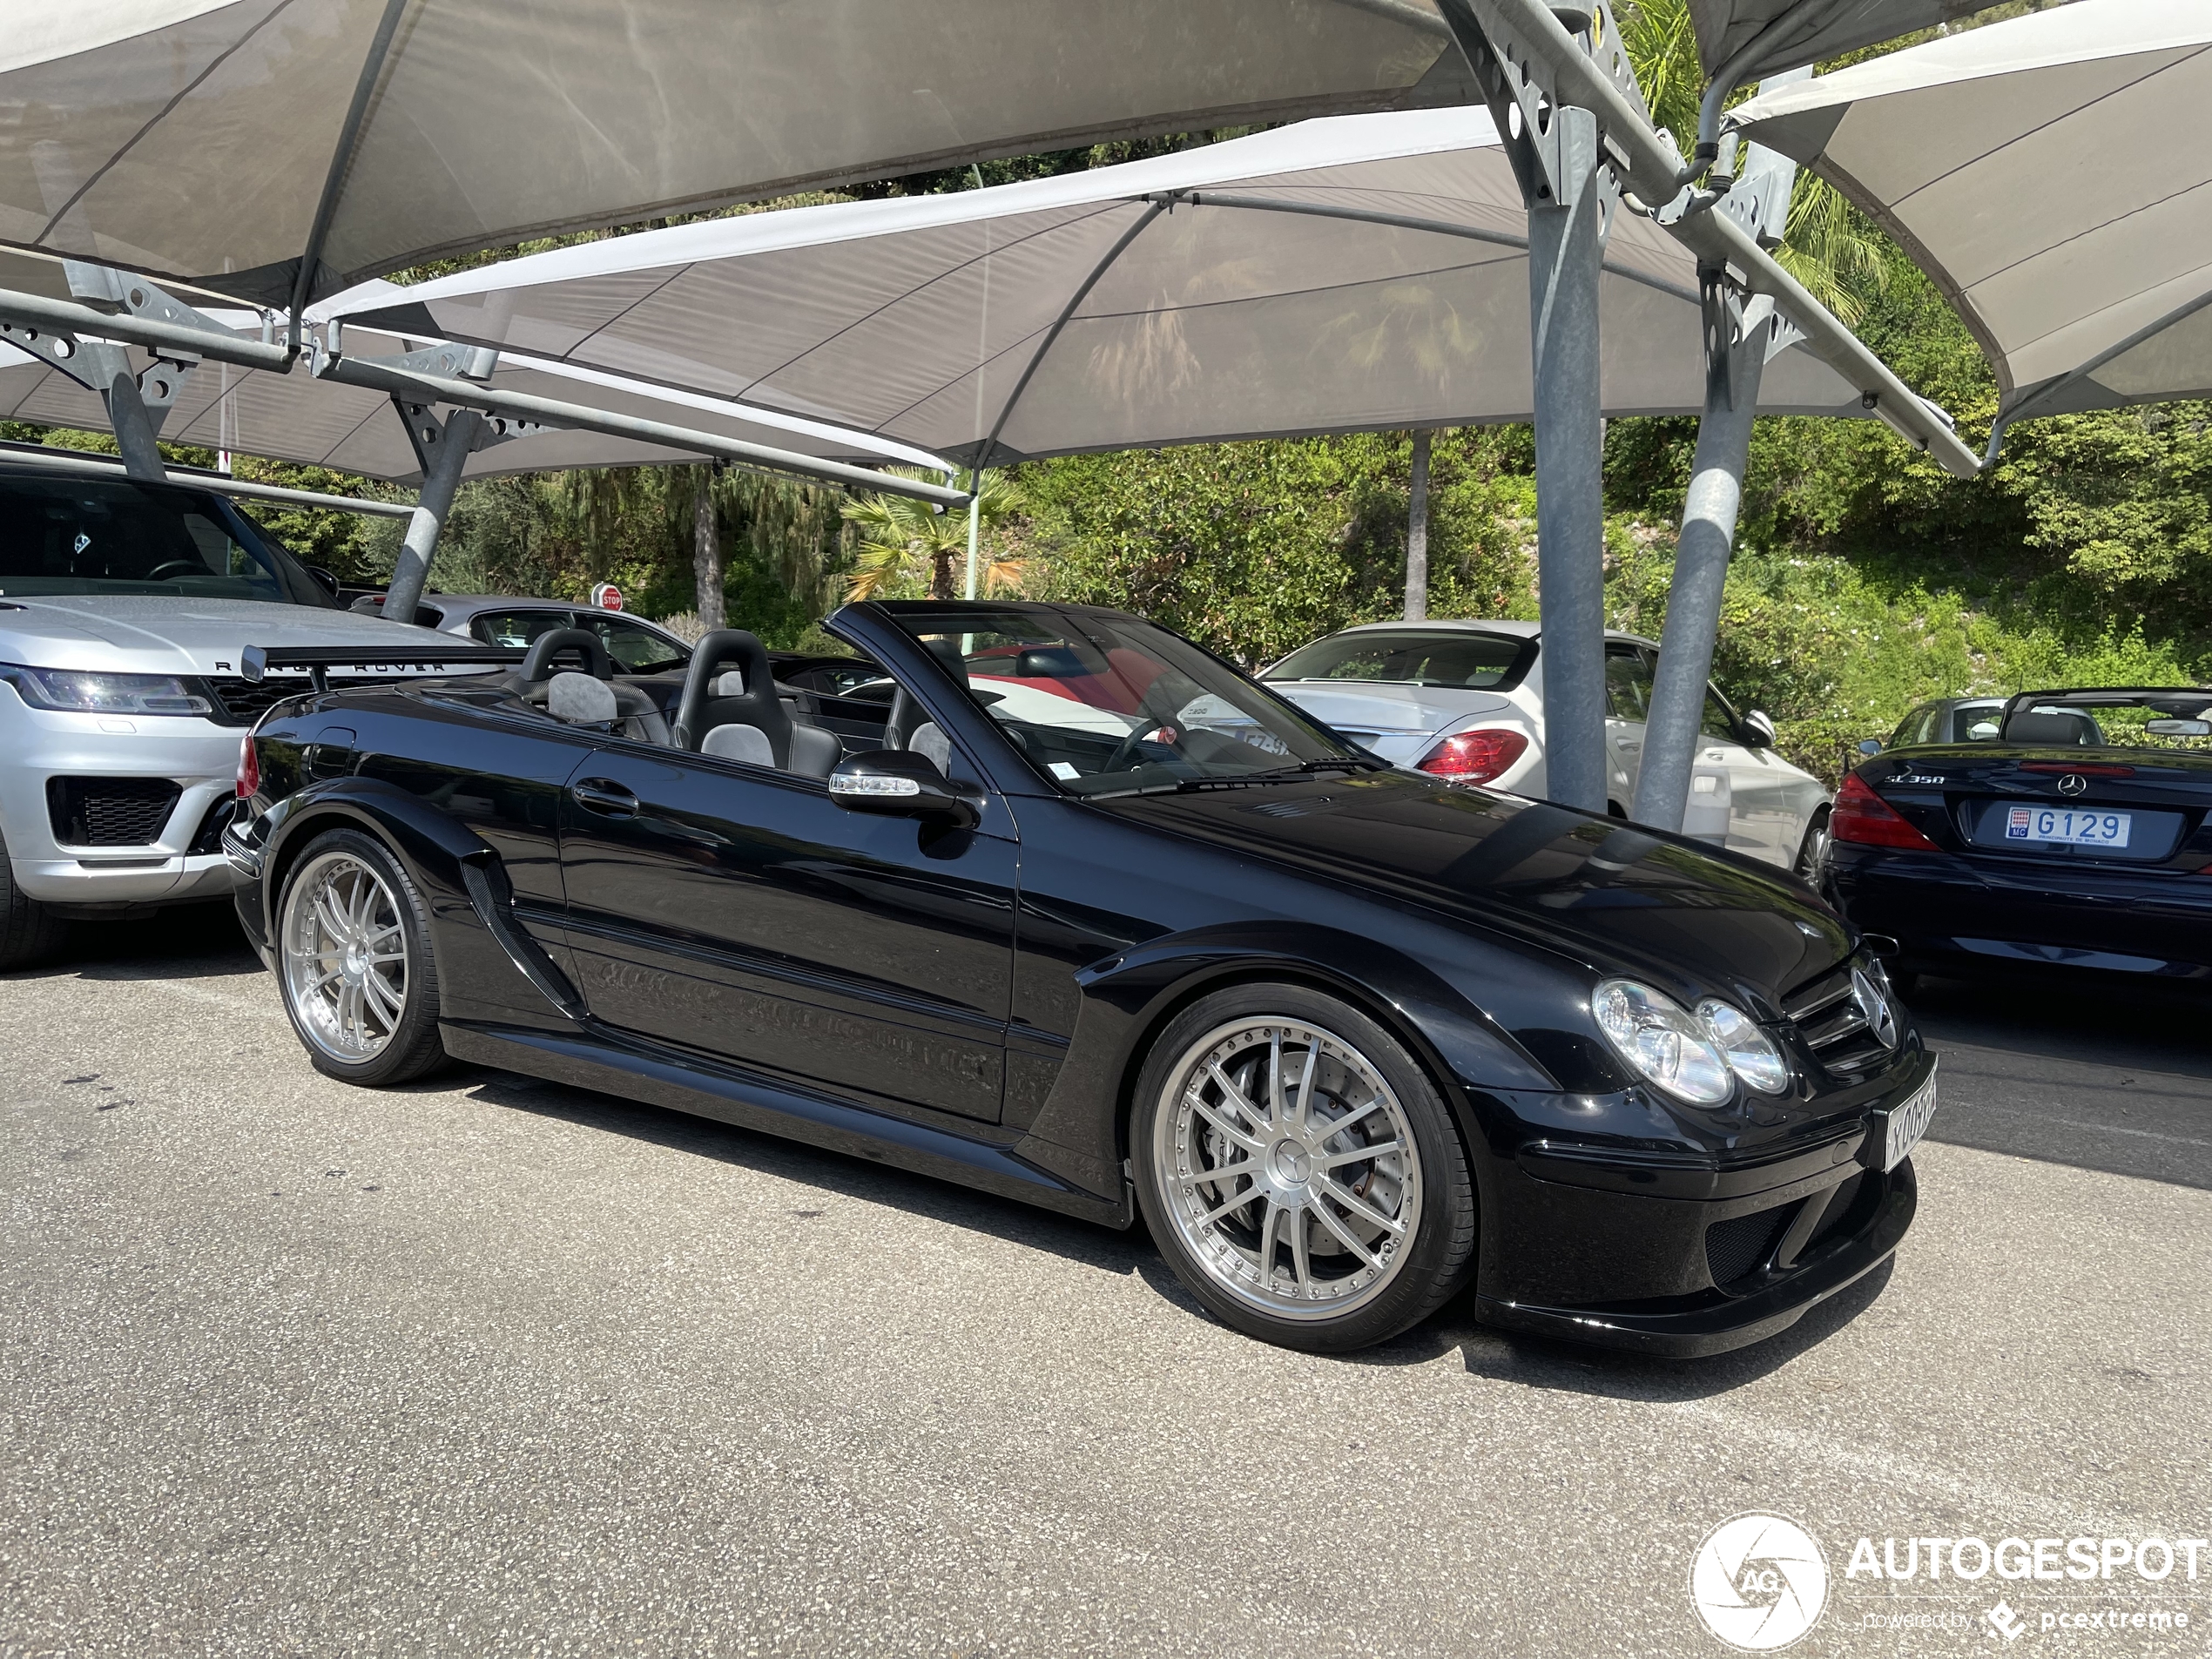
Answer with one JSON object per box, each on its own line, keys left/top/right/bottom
{"left": 1833, "top": 686, "right": 2212, "bottom": 988}
{"left": 225, "top": 600, "right": 1936, "bottom": 1355}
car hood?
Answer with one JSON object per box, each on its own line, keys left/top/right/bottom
{"left": 1096, "top": 769, "right": 1850, "bottom": 1010}
{"left": 1267, "top": 680, "right": 1514, "bottom": 733}
{"left": 0, "top": 596, "right": 447, "bottom": 677}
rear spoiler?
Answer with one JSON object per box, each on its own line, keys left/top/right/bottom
{"left": 241, "top": 643, "right": 526, "bottom": 691}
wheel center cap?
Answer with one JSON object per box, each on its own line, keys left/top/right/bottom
{"left": 344, "top": 943, "right": 368, "bottom": 978}
{"left": 1269, "top": 1137, "right": 1311, "bottom": 1185}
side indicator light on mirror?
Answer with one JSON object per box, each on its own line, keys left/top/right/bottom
{"left": 1831, "top": 772, "right": 1940, "bottom": 850}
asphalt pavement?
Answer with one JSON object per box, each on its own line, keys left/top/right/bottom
{"left": 3, "top": 907, "right": 2208, "bottom": 1657}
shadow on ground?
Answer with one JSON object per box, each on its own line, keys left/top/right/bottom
{"left": 13, "top": 900, "right": 260, "bottom": 982}
{"left": 1910, "top": 969, "right": 2212, "bottom": 1190}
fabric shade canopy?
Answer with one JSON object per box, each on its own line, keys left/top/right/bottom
{"left": 332, "top": 109, "right": 1869, "bottom": 468}
{"left": 1728, "top": 0, "right": 2212, "bottom": 424}
{"left": 0, "top": 263, "right": 951, "bottom": 484}
{"left": 1686, "top": 0, "right": 1985, "bottom": 82}
{"left": 0, "top": 0, "right": 1471, "bottom": 308}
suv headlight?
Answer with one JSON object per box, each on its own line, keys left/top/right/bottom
{"left": 1593, "top": 979, "right": 1790, "bottom": 1105}
{"left": 3, "top": 664, "right": 212, "bottom": 716}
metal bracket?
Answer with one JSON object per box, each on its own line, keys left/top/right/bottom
{"left": 390, "top": 396, "right": 556, "bottom": 476}
{"left": 1440, "top": 0, "right": 1647, "bottom": 241}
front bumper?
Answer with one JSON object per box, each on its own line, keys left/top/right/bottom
{"left": 0, "top": 690, "right": 245, "bottom": 908}
{"left": 1469, "top": 1045, "right": 1936, "bottom": 1357}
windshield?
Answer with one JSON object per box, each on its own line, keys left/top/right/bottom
{"left": 1262, "top": 627, "right": 1534, "bottom": 690}
{"left": 0, "top": 474, "right": 329, "bottom": 605}
{"left": 885, "top": 605, "right": 1371, "bottom": 796}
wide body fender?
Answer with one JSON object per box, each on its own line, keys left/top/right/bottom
{"left": 253, "top": 776, "right": 582, "bottom": 1029}
{"left": 1008, "top": 919, "right": 1561, "bottom": 1217}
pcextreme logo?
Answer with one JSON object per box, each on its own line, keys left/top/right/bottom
{"left": 1690, "top": 1513, "right": 1831, "bottom": 1651}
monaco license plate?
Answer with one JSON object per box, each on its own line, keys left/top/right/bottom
{"left": 2002, "top": 803, "right": 2131, "bottom": 847}
{"left": 1882, "top": 1062, "right": 1939, "bottom": 1172}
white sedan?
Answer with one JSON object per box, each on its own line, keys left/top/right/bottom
{"left": 1260, "top": 619, "right": 1832, "bottom": 874}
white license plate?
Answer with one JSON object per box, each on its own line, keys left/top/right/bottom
{"left": 2002, "top": 804, "right": 2131, "bottom": 847}
{"left": 1883, "top": 1062, "right": 1939, "bottom": 1171}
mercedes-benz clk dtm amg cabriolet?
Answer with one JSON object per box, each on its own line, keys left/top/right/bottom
{"left": 226, "top": 600, "right": 1938, "bottom": 1355}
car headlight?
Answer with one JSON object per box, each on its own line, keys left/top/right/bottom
{"left": 1592, "top": 979, "right": 1736, "bottom": 1105}
{"left": 1696, "top": 999, "right": 1791, "bottom": 1095}
{"left": 3, "top": 664, "right": 212, "bottom": 716}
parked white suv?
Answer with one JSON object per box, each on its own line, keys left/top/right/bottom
{"left": 0, "top": 463, "right": 449, "bottom": 967}
{"left": 1260, "top": 619, "right": 1832, "bottom": 873}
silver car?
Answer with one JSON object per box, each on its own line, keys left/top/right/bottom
{"left": 1260, "top": 619, "right": 1833, "bottom": 874}
{"left": 0, "top": 463, "right": 448, "bottom": 967}
{"left": 354, "top": 590, "right": 693, "bottom": 675}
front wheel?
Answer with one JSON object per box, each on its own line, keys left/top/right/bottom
{"left": 0, "top": 822, "right": 68, "bottom": 971}
{"left": 1131, "top": 983, "right": 1476, "bottom": 1352}
{"left": 276, "top": 828, "right": 448, "bottom": 1085}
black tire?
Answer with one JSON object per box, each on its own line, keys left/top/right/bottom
{"left": 274, "top": 827, "right": 448, "bottom": 1085}
{"left": 0, "top": 823, "right": 69, "bottom": 971}
{"left": 1793, "top": 808, "right": 1832, "bottom": 885}
{"left": 1130, "top": 982, "right": 1476, "bottom": 1353}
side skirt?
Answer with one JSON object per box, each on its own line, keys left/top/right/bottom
{"left": 440, "top": 1019, "right": 1130, "bottom": 1226}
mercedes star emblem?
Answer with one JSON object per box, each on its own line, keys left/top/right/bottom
{"left": 1849, "top": 968, "right": 1898, "bottom": 1049}
{"left": 2058, "top": 773, "right": 2088, "bottom": 796}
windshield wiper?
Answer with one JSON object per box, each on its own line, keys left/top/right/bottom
{"left": 1249, "top": 755, "right": 1392, "bottom": 778}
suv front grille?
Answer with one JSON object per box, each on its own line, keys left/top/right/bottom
{"left": 201, "top": 675, "right": 381, "bottom": 726}
{"left": 46, "top": 777, "right": 181, "bottom": 846}
{"left": 1784, "top": 957, "right": 1898, "bottom": 1075}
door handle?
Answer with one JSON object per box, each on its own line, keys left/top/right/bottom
{"left": 571, "top": 778, "right": 640, "bottom": 817}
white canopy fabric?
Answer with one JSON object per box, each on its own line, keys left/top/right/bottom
{"left": 0, "top": 266, "right": 952, "bottom": 483}
{"left": 1728, "top": 0, "right": 2212, "bottom": 420}
{"left": 0, "top": 0, "right": 1471, "bottom": 308}
{"left": 1687, "top": 0, "right": 1985, "bottom": 81}
{"left": 328, "top": 110, "right": 1868, "bottom": 467}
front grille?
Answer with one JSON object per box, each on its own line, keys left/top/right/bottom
{"left": 1704, "top": 1202, "right": 1797, "bottom": 1291}
{"left": 201, "top": 676, "right": 315, "bottom": 726}
{"left": 1784, "top": 957, "right": 1897, "bottom": 1075}
{"left": 45, "top": 777, "right": 181, "bottom": 846}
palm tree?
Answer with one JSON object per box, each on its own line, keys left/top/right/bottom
{"left": 1616, "top": 0, "right": 1888, "bottom": 324}
{"left": 842, "top": 469, "right": 1024, "bottom": 602}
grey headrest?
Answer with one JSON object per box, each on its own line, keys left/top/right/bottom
{"left": 713, "top": 670, "right": 746, "bottom": 696}
{"left": 2006, "top": 711, "right": 2091, "bottom": 745}
{"left": 907, "top": 722, "right": 953, "bottom": 773}
{"left": 700, "top": 723, "right": 775, "bottom": 767}
{"left": 547, "top": 671, "right": 619, "bottom": 725}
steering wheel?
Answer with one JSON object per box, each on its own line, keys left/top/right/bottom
{"left": 1103, "top": 721, "right": 1174, "bottom": 773}
{"left": 145, "top": 560, "right": 205, "bottom": 581}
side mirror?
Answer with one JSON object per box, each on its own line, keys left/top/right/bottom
{"left": 827, "top": 750, "right": 983, "bottom": 829}
{"left": 305, "top": 564, "right": 342, "bottom": 600}
{"left": 1858, "top": 738, "right": 1884, "bottom": 757}
{"left": 1739, "top": 709, "right": 1777, "bottom": 748}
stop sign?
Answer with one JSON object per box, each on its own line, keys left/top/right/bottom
{"left": 590, "top": 583, "right": 624, "bottom": 612}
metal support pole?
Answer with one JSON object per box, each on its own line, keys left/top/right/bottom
{"left": 1526, "top": 105, "right": 1610, "bottom": 814}
{"left": 1635, "top": 86, "right": 1808, "bottom": 834}
{"left": 385, "top": 408, "right": 482, "bottom": 623}
{"left": 1405, "top": 429, "right": 1431, "bottom": 622}
{"left": 963, "top": 475, "right": 984, "bottom": 601}
{"left": 1634, "top": 295, "right": 1770, "bottom": 833}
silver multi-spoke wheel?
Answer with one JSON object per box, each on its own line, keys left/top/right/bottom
{"left": 1154, "top": 1017, "right": 1423, "bottom": 1321}
{"left": 280, "top": 849, "right": 409, "bottom": 1063}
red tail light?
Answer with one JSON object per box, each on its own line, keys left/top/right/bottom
{"left": 1418, "top": 727, "right": 1529, "bottom": 784}
{"left": 235, "top": 735, "right": 260, "bottom": 799}
{"left": 1831, "top": 772, "right": 1939, "bottom": 850}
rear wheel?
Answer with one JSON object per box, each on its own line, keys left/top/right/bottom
{"left": 0, "top": 824, "right": 68, "bottom": 971}
{"left": 276, "top": 829, "right": 448, "bottom": 1085}
{"left": 1131, "top": 983, "right": 1476, "bottom": 1352}
{"left": 1793, "top": 809, "right": 1832, "bottom": 884}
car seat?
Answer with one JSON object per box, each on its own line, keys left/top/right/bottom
{"left": 516, "top": 627, "right": 671, "bottom": 743}
{"left": 674, "top": 629, "right": 840, "bottom": 775}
